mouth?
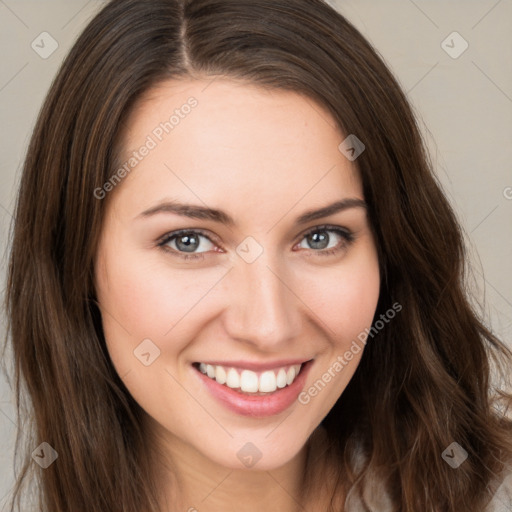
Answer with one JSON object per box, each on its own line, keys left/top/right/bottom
{"left": 192, "top": 359, "right": 313, "bottom": 417}
{"left": 193, "top": 361, "right": 305, "bottom": 394}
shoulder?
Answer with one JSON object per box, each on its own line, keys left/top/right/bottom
{"left": 486, "top": 469, "right": 512, "bottom": 511}
{"left": 309, "top": 427, "right": 512, "bottom": 511}
{"left": 346, "top": 467, "right": 512, "bottom": 512}
{"left": 333, "top": 435, "right": 512, "bottom": 512}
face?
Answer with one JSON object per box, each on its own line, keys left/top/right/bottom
{"left": 94, "top": 77, "right": 380, "bottom": 471}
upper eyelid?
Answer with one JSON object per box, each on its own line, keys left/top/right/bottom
{"left": 158, "top": 224, "right": 352, "bottom": 249}
{"left": 158, "top": 228, "right": 219, "bottom": 245}
{"left": 296, "top": 224, "right": 352, "bottom": 242}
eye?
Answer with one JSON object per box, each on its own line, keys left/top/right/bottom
{"left": 157, "top": 229, "right": 218, "bottom": 260}
{"left": 296, "top": 225, "right": 354, "bottom": 256}
{"left": 157, "top": 225, "right": 354, "bottom": 261}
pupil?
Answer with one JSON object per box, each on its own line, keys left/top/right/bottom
{"left": 176, "top": 234, "right": 199, "bottom": 252}
{"left": 308, "top": 231, "right": 329, "bottom": 249}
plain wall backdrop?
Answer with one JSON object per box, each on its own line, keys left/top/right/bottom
{"left": 0, "top": 0, "right": 511, "bottom": 508}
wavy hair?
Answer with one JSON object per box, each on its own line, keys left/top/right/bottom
{"left": 4, "top": 0, "right": 512, "bottom": 510}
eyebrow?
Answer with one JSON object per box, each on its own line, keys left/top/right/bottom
{"left": 137, "top": 198, "right": 367, "bottom": 226}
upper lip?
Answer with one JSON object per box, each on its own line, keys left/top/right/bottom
{"left": 194, "top": 359, "right": 312, "bottom": 372}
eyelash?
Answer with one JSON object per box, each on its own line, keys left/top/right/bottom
{"left": 156, "top": 224, "right": 355, "bottom": 261}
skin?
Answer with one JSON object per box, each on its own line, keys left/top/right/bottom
{"left": 94, "top": 77, "right": 380, "bottom": 511}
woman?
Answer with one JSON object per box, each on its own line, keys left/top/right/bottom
{"left": 4, "top": 0, "right": 512, "bottom": 510}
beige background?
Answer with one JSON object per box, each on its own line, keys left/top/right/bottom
{"left": 0, "top": 0, "right": 511, "bottom": 507}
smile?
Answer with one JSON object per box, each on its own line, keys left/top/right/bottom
{"left": 196, "top": 362, "right": 302, "bottom": 394}
{"left": 192, "top": 359, "right": 314, "bottom": 417}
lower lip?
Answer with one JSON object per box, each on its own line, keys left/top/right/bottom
{"left": 194, "top": 361, "right": 313, "bottom": 418}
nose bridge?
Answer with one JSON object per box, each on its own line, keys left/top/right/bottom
{"left": 224, "top": 254, "right": 301, "bottom": 347}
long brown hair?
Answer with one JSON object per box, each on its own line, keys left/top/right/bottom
{"left": 4, "top": 0, "right": 512, "bottom": 510}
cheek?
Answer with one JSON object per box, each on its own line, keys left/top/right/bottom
{"left": 294, "top": 251, "right": 380, "bottom": 419}
{"left": 299, "top": 251, "right": 380, "bottom": 346}
{"left": 95, "top": 244, "right": 229, "bottom": 362}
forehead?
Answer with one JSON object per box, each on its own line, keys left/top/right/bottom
{"left": 111, "top": 78, "right": 362, "bottom": 220}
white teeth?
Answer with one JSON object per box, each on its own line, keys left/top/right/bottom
{"left": 226, "top": 368, "right": 240, "bottom": 389}
{"left": 276, "top": 368, "right": 287, "bottom": 388}
{"left": 286, "top": 366, "right": 295, "bottom": 385}
{"left": 197, "top": 362, "right": 303, "bottom": 393}
{"left": 240, "top": 370, "right": 259, "bottom": 392}
{"left": 259, "top": 370, "right": 277, "bottom": 392}
{"left": 215, "top": 365, "right": 227, "bottom": 385}
{"left": 206, "top": 364, "right": 215, "bottom": 378}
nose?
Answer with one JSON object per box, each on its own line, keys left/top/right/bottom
{"left": 222, "top": 254, "right": 303, "bottom": 350}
